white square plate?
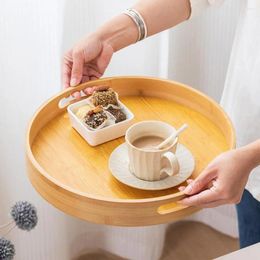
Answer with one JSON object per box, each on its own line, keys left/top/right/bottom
{"left": 67, "top": 98, "right": 134, "bottom": 146}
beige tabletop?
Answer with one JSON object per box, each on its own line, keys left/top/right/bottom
{"left": 216, "top": 243, "right": 260, "bottom": 259}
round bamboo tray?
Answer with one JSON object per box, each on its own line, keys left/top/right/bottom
{"left": 26, "top": 76, "right": 235, "bottom": 226}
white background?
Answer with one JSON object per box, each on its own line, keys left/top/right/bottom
{"left": 0, "top": 0, "right": 243, "bottom": 259}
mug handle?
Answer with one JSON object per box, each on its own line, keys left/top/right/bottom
{"left": 160, "top": 152, "right": 180, "bottom": 176}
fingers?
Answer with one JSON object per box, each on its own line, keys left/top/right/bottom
{"left": 179, "top": 179, "right": 227, "bottom": 208}
{"left": 178, "top": 186, "right": 185, "bottom": 191}
{"left": 195, "top": 200, "right": 228, "bottom": 208}
{"left": 93, "top": 85, "right": 110, "bottom": 92}
{"left": 180, "top": 195, "right": 227, "bottom": 208}
{"left": 187, "top": 179, "right": 193, "bottom": 185}
{"left": 83, "top": 66, "right": 102, "bottom": 79}
{"left": 178, "top": 179, "right": 193, "bottom": 191}
{"left": 72, "top": 91, "right": 81, "bottom": 100}
{"left": 183, "top": 168, "right": 217, "bottom": 195}
{"left": 70, "top": 51, "right": 84, "bottom": 87}
{"left": 81, "top": 75, "right": 99, "bottom": 84}
{"left": 82, "top": 76, "right": 90, "bottom": 83}
{"left": 63, "top": 40, "right": 112, "bottom": 89}
{"left": 83, "top": 85, "right": 109, "bottom": 96}
{"left": 180, "top": 188, "right": 219, "bottom": 206}
{"left": 63, "top": 52, "right": 72, "bottom": 88}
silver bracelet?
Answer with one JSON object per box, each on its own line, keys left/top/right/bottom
{"left": 123, "top": 8, "right": 147, "bottom": 42}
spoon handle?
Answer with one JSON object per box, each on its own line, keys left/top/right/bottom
{"left": 157, "top": 124, "right": 188, "bottom": 149}
{"left": 175, "top": 124, "right": 188, "bottom": 137}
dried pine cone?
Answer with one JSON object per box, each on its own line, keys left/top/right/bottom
{"left": 11, "top": 201, "right": 38, "bottom": 231}
{"left": 0, "top": 238, "right": 15, "bottom": 260}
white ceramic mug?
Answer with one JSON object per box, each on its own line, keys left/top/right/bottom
{"left": 125, "top": 121, "right": 180, "bottom": 181}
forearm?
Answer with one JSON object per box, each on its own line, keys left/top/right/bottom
{"left": 133, "top": 0, "right": 191, "bottom": 36}
{"left": 94, "top": 0, "right": 191, "bottom": 52}
{"left": 239, "top": 139, "right": 260, "bottom": 169}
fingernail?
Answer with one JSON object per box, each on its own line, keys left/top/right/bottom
{"left": 70, "top": 78, "right": 78, "bottom": 87}
{"left": 184, "top": 184, "right": 193, "bottom": 194}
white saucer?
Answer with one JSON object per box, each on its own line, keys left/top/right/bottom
{"left": 109, "top": 143, "right": 195, "bottom": 190}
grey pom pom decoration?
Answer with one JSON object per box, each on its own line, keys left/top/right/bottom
{"left": 0, "top": 238, "right": 15, "bottom": 260}
{"left": 11, "top": 201, "right": 38, "bottom": 231}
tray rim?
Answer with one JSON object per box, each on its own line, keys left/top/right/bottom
{"left": 26, "top": 76, "right": 236, "bottom": 205}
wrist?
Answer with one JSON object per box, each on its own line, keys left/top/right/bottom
{"left": 239, "top": 140, "right": 260, "bottom": 169}
{"left": 94, "top": 14, "right": 138, "bottom": 52}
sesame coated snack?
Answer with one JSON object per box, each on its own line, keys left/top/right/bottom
{"left": 92, "top": 88, "right": 118, "bottom": 107}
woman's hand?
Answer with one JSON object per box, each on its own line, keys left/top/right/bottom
{"left": 62, "top": 0, "right": 192, "bottom": 98}
{"left": 179, "top": 147, "right": 257, "bottom": 208}
{"left": 63, "top": 33, "right": 114, "bottom": 98}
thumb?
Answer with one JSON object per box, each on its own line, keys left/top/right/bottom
{"left": 184, "top": 168, "right": 217, "bottom": 195}
{"left": 70, "top": 51, "right": 84, "bottom": 86}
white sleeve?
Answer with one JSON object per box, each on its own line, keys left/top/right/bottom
{"left": 189, "top": 0, "right": 225, "bottom": 19}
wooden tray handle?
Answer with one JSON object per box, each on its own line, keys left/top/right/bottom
{"left": 58, "top": 79, "right": 114, "bottom": 109}
{"left": 156, "top": 192, "right": 194, "bottom": 215}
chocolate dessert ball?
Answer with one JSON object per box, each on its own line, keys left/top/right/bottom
{"left": 84, "top": 106, "right": 108, "bottom": 129}
{"left": 106, "top": 107, "right": 126, "bottom": 123}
